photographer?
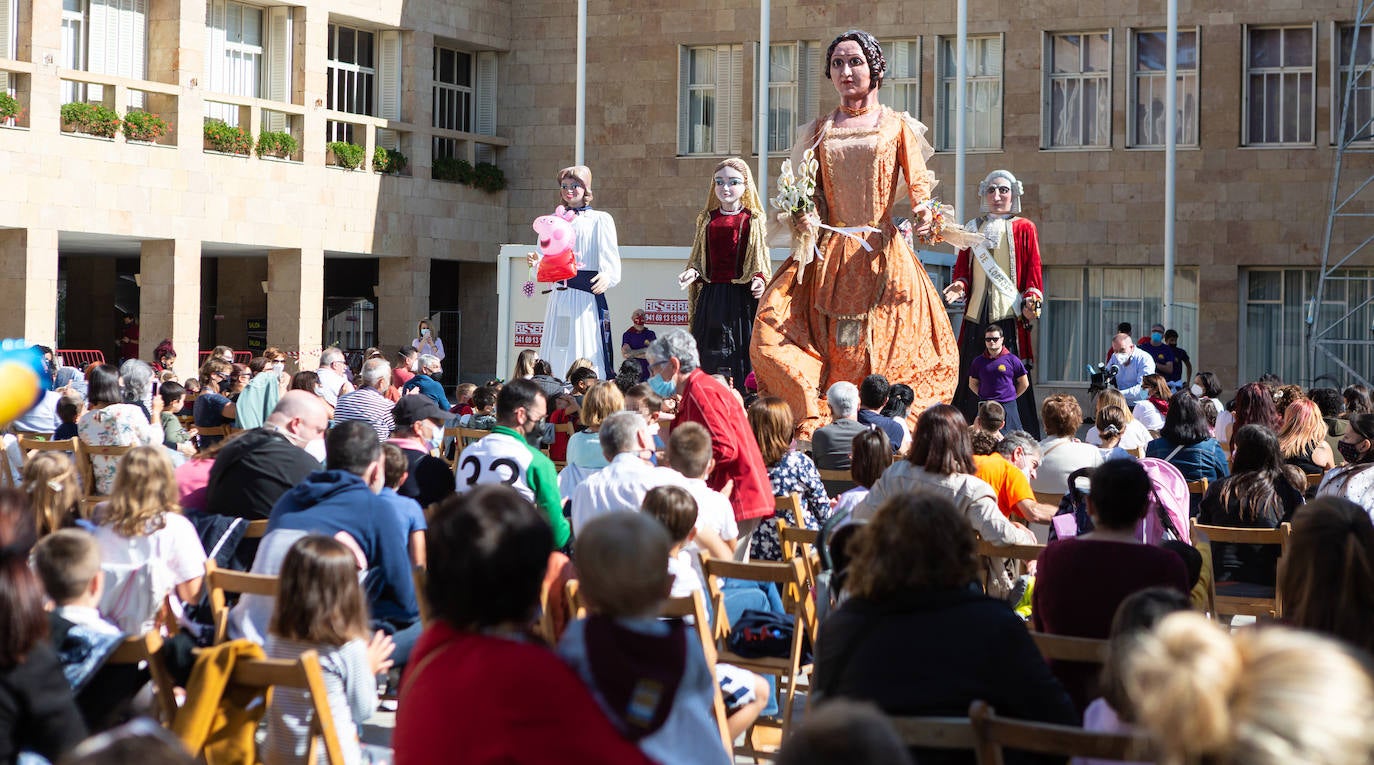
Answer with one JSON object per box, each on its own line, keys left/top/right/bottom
{"left": 1108, "top": 333, "right": 1155, "bottom": 404}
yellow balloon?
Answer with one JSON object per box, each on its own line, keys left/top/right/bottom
{"left": 0, "top": 362, "right": 40, "bottom": 428}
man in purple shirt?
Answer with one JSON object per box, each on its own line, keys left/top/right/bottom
{"left": 969, "top": 325, "right": 1031, "bottom": 433}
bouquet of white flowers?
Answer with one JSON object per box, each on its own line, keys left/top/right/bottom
{"left": 771, "top": 149, "right": 818, "bottom": 215}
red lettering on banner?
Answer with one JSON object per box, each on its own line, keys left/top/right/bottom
{"left": 642, "top": 299, "right": 689, "bottom": 326}
{"left": 514, "top": 321, "right": 543, "bottom": 346}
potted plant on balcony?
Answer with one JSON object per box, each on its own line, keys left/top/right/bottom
{"left": 203, "top": 118, "right": 252, "bottom": 155}
{"left": 0, "top": 93, "right": 21, "bottom": 124}
{"left": 326, "top": 141, "right": 365, "bottom": 170}
{"left": 61, "top": 102, "right": 121, "bottom": 138}
{"left": 256, "top": 130, "right": 299, "bottom": 159}
{"left": 372, "top": 146, "right": 408, "bottom": 175}
{"left": 473, "top": 162, "right": 507, "bottom": 193}
{"left": 432, "top": 156, "right": 473, "bottom": 184}
{"left": 122, "top": 109, "right": 170, "bottom": 143}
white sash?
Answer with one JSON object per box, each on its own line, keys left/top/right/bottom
{"left": 972, "top": 238, "right": 1018, "bottom": 301}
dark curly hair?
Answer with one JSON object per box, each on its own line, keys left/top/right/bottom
{"left": 824, "top": 30, "right": 886, "bottom": 92}
{"left": 847, "top": 491, "right": 977, "bottom": 598}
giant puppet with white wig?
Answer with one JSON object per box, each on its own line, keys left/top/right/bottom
{"left": 943, "top": 169, "right": 1045, "bottom": 437}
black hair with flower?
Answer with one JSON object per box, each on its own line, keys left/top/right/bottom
{"left": 824, "top": 29, "right": 886, "bottom": 91}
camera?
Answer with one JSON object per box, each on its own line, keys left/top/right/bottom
{"left": 1086, "top": 362, "right": 1119, "bottom": 396}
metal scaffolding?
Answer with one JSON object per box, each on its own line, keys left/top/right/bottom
{"left": 1310, "top": 1, "right": 1374, "bottom": 388}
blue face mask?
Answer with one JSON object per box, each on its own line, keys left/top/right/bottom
{"left": 1150, "top": 332, "right": 1163, "bottom": 344}
{"left": 649, "top": 375, "right": 676, "bottom": 398}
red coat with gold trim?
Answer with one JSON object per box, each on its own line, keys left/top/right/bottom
{"left": 952, "top": 216, "right": 1044, "bottom": 363}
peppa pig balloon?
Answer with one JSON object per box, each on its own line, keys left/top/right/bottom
{"left": 532, "top": 206, "right": 583, "bottom": 284}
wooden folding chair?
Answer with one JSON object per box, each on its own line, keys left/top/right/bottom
{"left": 18, "top": 436, "right": 81, "bottom": 468}
{"left": 1305, "top": 472, "right": 1324, "bottom": 490}
{"left": 774, "top": 492, "right": 809, "bottom": 526}
{"left": 777, "top": 518, "right": 821, "bottom": 590}
{"left": 242, "top": 519, "right": 269, "bottom": 539}
{"left": 1189, "top": 519, "right": 1291, "bottom": 619}
{"left": 226, "top": 653, "right": 348, "bottom": 765}
{"left": 80, "top": 442, "right": 136, "bottom": 496}
{"left": 1186, "top": 478, "right": 1209, "bottom": 496}
{"left": 446, "top": 427, "right": 489, "bottom": 474}
{"left": 11, "top": 429, "right": 54, "bottom": 440}
{"left": 1188, "top": 525, "right": 1219, "bottom": 619}
{"left": 413, "top": 567, "right": 431, "bottom": 626}
{"left": 1029, "top": 631, "right": 1110, "bottom": 664}
{"left": 204, "top": 560, "right": 280, "bottom": 644}
{"left": 969, "top": 700, "right": 1156, "bottom": 764}
{"left": 661, "top": 591, "right": 733, "bottom": 755}
{"left": 106, "top": 631, "right": 179, "bottom": 724}
{"left": 701, "top": 556, "right": 815, "bottom": 754}
{"left": 976, "top": 538, "right": 1046, "bottom": 594}
{"left": 888, "top": 715, "right": 978, "bottom": 753}
{"left": 816, "top": 468, "right": 856, "bottom": 495}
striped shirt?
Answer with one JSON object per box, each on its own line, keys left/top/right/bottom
{"left": 333, "top": 387, "right": 395, "bottom": 442}
{"left": 263, "top": 636, "right": 374, "bottom": 765}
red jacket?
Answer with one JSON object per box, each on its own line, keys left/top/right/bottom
{"left": 952, "top": 216, "right": 1044, "bottom": 362}
{"left": 672, "top": 368, "right": 773, "bottom": 522}
{"left": 394, "top": 622, "right": 651, "bottom": 765}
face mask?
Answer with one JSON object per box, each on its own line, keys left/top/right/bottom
{"left": 1113, "top": 352, "right": 1130, "bottom": 367}
{"left": 410, "top": 360, "right": 420, "bottom": 372}
{"left": 1339, "top": 440, "right": 1365, "bottom": 463}
{"left": 649, "top": 375, "right": 676, "bottom": 397}
{"left": 1150, "top": 332, "right": 1163, "bottom": 344}
{"left": 1190, "top": 383, "right": 1204, "bottom": 397}
{"left": 304, "top": 438, "right": 327, "bottom": 464}
{"left": 272, "top": 362, "right": 284, "bottom": 374}
{"left": 427, "top": 423, "right": 444, "bottom": 453}
{"left": 421, "top": 328, "right": 431, "bottom": 337}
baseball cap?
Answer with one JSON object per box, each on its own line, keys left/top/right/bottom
{"left": 393, "top": 395, "right": 449, "bottom": 427}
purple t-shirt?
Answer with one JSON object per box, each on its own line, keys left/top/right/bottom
{"left": 970, "top": 351, "right": 1027, "bottom": 403}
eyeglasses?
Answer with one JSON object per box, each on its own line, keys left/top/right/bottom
{"left": 986, "top": 185, "right": 1012, "bottom": 195}
{"left": 559, "top": 182, "right": 583, "bottom": 191}
{"left": 713, "top": 178, "right": 745, "bottom": 187}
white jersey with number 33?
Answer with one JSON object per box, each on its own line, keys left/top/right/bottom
{"left": 454, "top": 431, "right": 537, "bottom": 503}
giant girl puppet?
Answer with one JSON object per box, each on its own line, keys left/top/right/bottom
{"left": 751, "top": 30, "right": 960, "bottom": 439}
{"left": 677, "top": 157, "right": 771, "bottom": 392}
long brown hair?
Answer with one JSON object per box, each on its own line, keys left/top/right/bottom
{"left": 847, "top": 491, "right": 977, "bottom": 599}
{"left": 907, "top": 404, "right": 974, "bottom": 475}
{"left": 748, "top": 397, "right": 794, "bottom": 467}
{"left": 105, "top": 446, "right": 179, "bottom": 538}
{"left": 0, "top": 490, "right": 46, "bottom": 670}
{"left": 1279, "top": 497, "right": 1374, "bottom": 656}
{"left": 270, "top": 536, "right": 370, "bottom": 645}
{"left": 22, "top": 452, "right": 81, "bottom": 534}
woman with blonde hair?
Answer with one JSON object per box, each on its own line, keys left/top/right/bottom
{"left": 510, "top": 349, "right": 538, "bottom": 381}
{"left": 90, "top": 446, "right": 206, "bottom": 633}
{"left": 564, "top": 381, "right": 625, "bottom": 471}
{"left": 1277, "top": 397, "right": 1335, "bottom": 474}
{"left": 746, "top": 396, "right": 830, "bottom": 561}
{"left": 1085, "top": 388, "right": 1152, "bottom": 452}
{"left": 678, "top": 157, "right": 772, "bottom": 393}
{"left": 1123, "top": 611, "right": 1374, "bottom": 765}
{"left": 22, "top": 452, "right": 82, "bottom": 535}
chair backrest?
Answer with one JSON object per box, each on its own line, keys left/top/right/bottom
{"left": 205, "top": 559, "right": 280, "bottom": 644}
{"left": 976, "top": 538, "right": 1046, "bottom": 595}
{"left": 19, "top": 436, "right": 81, "bottom": 470}
{"left": 660, "top": 591, "right": 733, "bottom": 754}
{"left": 106, "top": 631, "right": 179, "bottom": 724}
{"left": 1188, "top": 525, "right": 1219, "bottom": 618}
{"left": 1305, "top": 472, "right": 1324, "bottom": 489}
{"left": 774, "top": 492, "right": 807, "bottom": 526}
{"left": 777, "top": 520, "right": 821, "bottom": 590}
{"left": 1186, "top": 478, "right": 1209, "bottom": 495}
{"left": 969, "top": 700, "right": 1156, "bottom": 764}
{"left": 702, "top": 556, "right": 816, "bottom": 645}
{"left": 79, "top": 443, "right": 137, "bottom": 499}
{"left": 1189, "top": 519, "right": 1291, "bottom": 618}
{"left": 1032, "top": 490, "right": 1063, "bottom": 507}
{"left": 816, "top": 467, "right": 857, "bottom": 494}
{"left": 243, "top": 519, "right": 269, "bottom": 539}
{"left": 195, "top": 424, "right": 234, "bottom": 440}
{"left": 228, "top": 652, "right": 347, "bottom": 765}
{"left": 888, "top": 715, "right": 978, "bottom": 752}
{"left": 1029, "top": 631, "right": 1109, "bottom": 664}
{"left": 445, "top": 427, "right": 489, "bottom": 474}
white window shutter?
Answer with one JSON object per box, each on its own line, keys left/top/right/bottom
{"left": 264, "top": 5, "right": 291, "bottom": 130}
{"left": 0, "top": 0, "right": 12, "bottom": 92}
{"left": 798, "top": 41, "right": 816, "bottom": 127}
{"left": 677, "top": 46, "right": 690, "bottom": 154}
{"left": 376, "top": 29, "right": 401, "bottom": 149}
{"left": 723, "top": 44, "right": 743, "bottom": 155}
{"left": 474, "top": 50, "right": 497, "bottom": 164}
{"left": 986, "top": 34, "right": 1003, "bottom": 76}
{"left": 934, "top": 40, "right": 947, "bottom": 148}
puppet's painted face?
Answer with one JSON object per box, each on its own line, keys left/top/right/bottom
{"left": 985, "top": 177, "right": 1015, "bottom": 215}
{"left": 713, "top": 166, "right": 746, "bottom": 208}
{"left": 829, "top": 41, "right": 871, "bottom": 100}
{"left": 560, "top": 178, "right": 586, "bottom": 207}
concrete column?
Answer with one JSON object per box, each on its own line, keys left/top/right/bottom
{"left": 140, "top": 239, "right": 201, "bottom": 380}
{"left": 26, "top": 0, "right": 63, "bottom": 135}
{"left": 0, "top": 229, "right": 58, "bottom": 346}
{"left": 408, "top": 30, "right": 435, "bottom": 174}
{"left": 267, "top": 248, "right": 323, "bottom": 372}
{"left": 298, "top": 6, "right": 329, "bottom": 166}
{"left": 378, "top": 253, "right": 431, "bottom": 352}
{"left": 147, "top": 0, "right": 205, "bottom": 151}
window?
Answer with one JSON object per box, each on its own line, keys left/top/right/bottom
{"left": 1129, "top": 28, "right": 1199, "bottom": 147}
{"left": 677, "top": 44, "right": 743, "bottom": 156}
{"left": 327, "top": 23, "right": 375, "bottom": 142}
{"left": 879, "top": 38, "right": 920, "bottom": 117}
{"left": 1334, "top": 24, "right": 1374, "bottom": 142}
{"left": 767, "top": 43, "right": 797, "bottom": 152}
{"left": 59, "top": 0, "right": 84, "bottom": 101}
{"left": 1242, "top": 268, "right": 1374, "bottom": 387}
{"left": 204, "top": 0, "right": 264, "bottom": 124}
{"left": 433, "top": 45, "right": 497, "bottom": 163}
{"left": 73, "top": 0, "right": 148, "bottom": 106}
{"left": 1244, "top": 25, "right": 1315, "bottom": 145}
{"left": 1044, "top": 31, "right": 1112, "bottom": 149}
{"left": 935, "top": 35, "right": 1002, "bottom": 151}
{"left": 1039, "top": 267, "right": 1198, "bottom": 383}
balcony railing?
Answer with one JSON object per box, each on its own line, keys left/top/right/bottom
{"left": 203, "top": 93, "right": 308, "bottom": 160}
{"left": 0, "top": 58, "right": 34, "bottom": 129}
{"left": 58, "top": 68, "right": 180, "bottom": 146}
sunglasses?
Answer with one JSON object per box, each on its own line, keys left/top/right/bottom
{"left": 986, "top": 185, "right": 1012, "bottom": 195}
{"left": 984, "top": 337, "right": 1003, "bottom": 343}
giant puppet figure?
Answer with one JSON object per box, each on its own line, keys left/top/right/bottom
{"left": 944, "top": 169, "right": 1044, "bottom": 438}
{"left": 751, "top": 30, "right": 960, "bottom": 439}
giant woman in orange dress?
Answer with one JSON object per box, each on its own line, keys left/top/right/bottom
{"left": 751, "top": 30, "right": 959, "bottom": 439}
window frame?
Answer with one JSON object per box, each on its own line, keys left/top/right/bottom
{"left": 1242, "top": 23, "right": 1317, "bottom": 147}
{"left": 879, "top": 37, "right": 922, "bottom": 119}
{"left": 1042, "top": 30, "right": 1114, "bottom": 150}
{"left": 1127, "top": 26, "right": 1200, "bottom": 149}
{"left": 766, "top": 41, "right": 798, "bottom": 153}
{"left": 326, "top": 22, "right": 377, "bottom": 143}
{"left": 934, "top": 33, "right": 1004, "bottom": 152}
{"left": 677, "top": 43, "right": 743, "bottom": 157}
{"left": 1331, "top": 22, "right": 1374, "bottom": 144}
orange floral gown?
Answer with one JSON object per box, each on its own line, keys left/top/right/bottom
{"left": 750, "top": 107, "right": 959, "bottom": 439}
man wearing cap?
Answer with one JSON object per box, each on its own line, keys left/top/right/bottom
{"left": 526, "top": 165, "right": 622, "bottom": 379}
{"left": 454, "top": 379, "right": 570, "bottom": 551}
{"left": 386, "top": 395, "right": 454, "bottom": 509}
{"left": 945, "top": 169, "right": 1045, "bottom": 438}
{"left": 335, "top": 357, "right": 396, "bottom": 441}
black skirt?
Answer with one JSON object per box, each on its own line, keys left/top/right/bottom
{"left": 692, "top": 282, "right": 757, "bottom": 393}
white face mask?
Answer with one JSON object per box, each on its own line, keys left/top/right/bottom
{"left": 409, "top": 360, "right": 420, "bottom": 372}
{"left": 272, "top": 362, "right": 284, "bottom": 374}
{"left": 1190, "top": 383, "right": 1205, "bottom": 397}
{"left": 304, "top": 438, "right": 327, "bottom": 463}
{"left": 1113, "top": 352, "right": 1131, "bottom": 366}
{"left": 427, "top": 422, "right": 444, "bottom": 453}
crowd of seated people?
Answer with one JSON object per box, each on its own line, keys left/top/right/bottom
{"left": 3, "top": 334, "right": 1374, "bottom": 765}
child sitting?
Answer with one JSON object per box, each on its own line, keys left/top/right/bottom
{"left": 663, "top": 423, "right": 737, "bottom": 557}
{"left": 53, "top": 393, "right": 83, "bottom": 441}
{"left": 264, "top": 535, "right": 395, "bottom": 765}
{"left": 23, "top": 452, "right": 83, "bottom": 535}
{"left": 451, "top": 383, "right": 477, "bottom": 415}
{"left": 832, "top": 429, "right": 892, "bottom": 519}
{"left": 380, "top": 443, "right": 427, "bottom": 568}
{"left": 459, "top": 385, "right": 498, "bottom": 431}
{"left": 972, "top": 400, "right": 1006, "bottom": 442}
{"left": 158, "top": 381, "right": 197, "bottom": 456}
{"left": 558, "top": 513, "right": 732, "bottom": 765}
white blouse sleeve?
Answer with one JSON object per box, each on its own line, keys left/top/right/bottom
{"left": 594, "top": 212, "right": 622, "bottom": 288}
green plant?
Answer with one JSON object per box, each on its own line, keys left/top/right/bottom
{"left": 473, "top": 161, "right": 507, "bottom": 193}
{"left": 255, "top": 130, "right": 299, "bottom": 158}
{"left": 372, "top": 146, "right": 408, "bottom": 174}
{"left": 203, "top": 118, "right": 252, "bottom": 154}
{"left": 0, "top": 93, "right": 20, "bottom": 121}
{"left": 121, "top": 109, "right": 169, "bottom": 142}
{"left": 432, "top": 156, "right": 473, "bottom": 183}
{"left": 61, "top": 102, "right": 121, "bottom": 138}
{"left": 327, "top": 141, "right": 365, "bottom": 169}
